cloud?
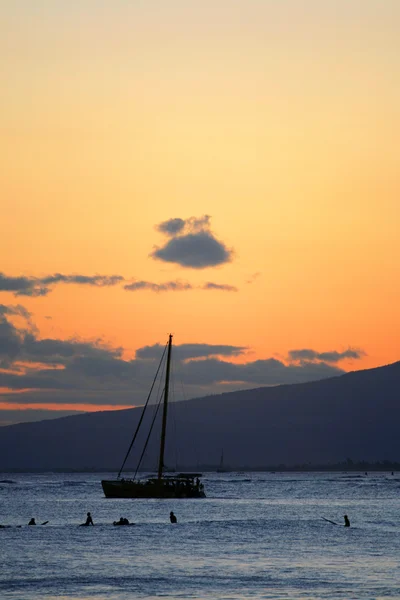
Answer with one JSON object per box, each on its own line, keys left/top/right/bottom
{"left": 1, "top": 269, "right": 238, "bottom": 298}
{"left": 124, "top": 280, "right": 237, "bottom": 293}
{"left": 0, "top": 273, "right": 48, "bottom": 297}
{"left": 201, "top": 282, "right": 238, "bottom": 292}
{"left": 151, "top": 232, "right": 233, "bottom": 268}
{"left": 136, "top": 343, "right": 247, "bottom": 361}
{"left": 177, "top": 357, "right": 344, "bottom": 386}
{"left": 0, "top": 305, "right": 122, "bottom": 371}
{"left": 0, "top": 304, "right": 32, "bottom": 319}
{"left": 151, "top": 216, "right": 233, "bottom": 269}
{"left": 0, "top": 314, "right": 23, "bottom": 364}
{"left": 0, "top": 272, "right": 124, "bottom": 297}
{"left": 156, "top": 216, "right": 211, "bottom": 236}
{"left": 0, "top": 305, "right": 364, "bottom": 423}
{"left": 156, "top": 218, "right": 186, "bottom": 236}
{"left": 40, "top": 274, "right": 124, "bottom": 287}
{"left": 288, "top": 348, "right": 364, "bottom": 363}
{"left": 22, "top": 335, "right": 123, "bottom": 365}
{"left": 124, "top": 280, "right": 193, "bottom": 292}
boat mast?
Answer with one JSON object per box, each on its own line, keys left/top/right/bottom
{"left": 157, "top": 334, "right": 172, "bottom": 480}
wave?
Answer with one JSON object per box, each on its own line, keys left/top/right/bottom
{"left": 210, "top": 478, "right": 253, "bottom": 483}
{"left": 61, "top": 480, "right": 88, "bottom": 486}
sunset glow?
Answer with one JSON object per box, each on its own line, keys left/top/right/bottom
{"left": 0, "top": 402, "right": 133, "bottom": 413}
{"left": 1, "top": 0, "right": 399, "bottom": 424}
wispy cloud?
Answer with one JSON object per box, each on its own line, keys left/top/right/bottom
{"left": 0, "top": 304, "right": 32, "bottom": 319}
{"left": 156, "top": 216, "right": 211, "bottom": 237}
{"left": 136, "top": 343, "right": 247, "bottom": 361}
{"left": 124, "top": 280, "right": 193, "bottom": 292}
{"left": 0, "top": 272, "right": 124, "bottom": 297}
{"left": 124, "top": 280, "right": 237, "bottom": 293}
{"left": 201, "top": 282, "right": 238, "bottom": 292}
{"left": 288, "top": 348, "right": 365, "bottom": 363}
{"left": 156, "top": 217, "right": 186, "bottom": 236}
{"left": 1, "top": 271, "right": 239, "bottom": 297}
{"left": 0, "top": 273, "right": 48, "bottom": 297}
{"left": 40, "top": 274, "right": 124, "bottom": 287}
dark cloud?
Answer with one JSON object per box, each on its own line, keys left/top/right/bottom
{"left": 124, "top": 280, "right": 237, "bottom": 293}
{"left": 40, "top": 274, "right": 124, "bottom": 287}
{"left": 156, "top": 218, "right": 186, "bottom": 236}
{"left": 0, "top": 348, "right": 341, "bottom": 399}
{"left": 288, "top": 348, "right": 364, "bottom": 363}
{"left": 0, "top": 272, "right": 124, "bottom": 297}
{"left": 0, "top": 315, "right": 23, "bottom": 364}
{"left": 0, "top": 304, "right": 37, "bottom": 366}
{"left": 151, "top": 231, "right": 233, "bottom": 269}
{"left": 0, "top": 306, "right": 364, "bottom": 423}
{"left": 0, "top": 304, "right": 32, "bottom": 319}
{"left": 151, "top": 215, "right": 233, "bottom": 269}
{"left": 22, "top": 335, "right": 123, "bottom": 365}
{"left": 0, "top": 306, "right": 121, "bottom": 371}
{"left": 157, "top": 215, "right": 211, "bottom": 236}
{"left": 201, "top": 282, "right": 238, "bottom": 292}
{"left": 178, "top": 357, "right": 344, "bottom": 386}
{"left": 124, "top": 280, "right": 193, "bottom": 293}
{"left": 0, "top": 370, "right": 79, "bottom": 391}
{"left": 0, "top": 273, "right": 48, "bottom": 297}
{"left": 136, "top": 343, "right": 247, "bottom": 361}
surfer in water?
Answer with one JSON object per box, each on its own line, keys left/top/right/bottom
{"left": 80, "top": 512, "right": 94, "bottom": 526}
{"left": 322, "top": 515, "right": 351, "bottom": 527}
{"left": 113, "top": 517, "right": 130, "bottom": 526}
{"left": 170, "top": 511, "right": 177, "bottom": 524}
{"left": 28, "top": 518, "right": 36, "bottom": 525}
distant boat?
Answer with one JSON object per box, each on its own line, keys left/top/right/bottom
{"left": 217, "top": 448, "right": 228, "bottom": 473}
{"left": 101, "top": 334, "right": 206, "bottom": 499}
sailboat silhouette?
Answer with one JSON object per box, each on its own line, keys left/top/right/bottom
{"left": 217, "top": 448, "right": 227, "bottom": 473}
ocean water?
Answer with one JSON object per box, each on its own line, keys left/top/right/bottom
{"left": 0, "top": 471, "right": 399, "bottom": 599}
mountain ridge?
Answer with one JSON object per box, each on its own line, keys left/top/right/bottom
{"left": 1, "top": 360, "right": 399, "bottom": 469}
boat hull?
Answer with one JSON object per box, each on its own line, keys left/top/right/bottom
{"left": 101, "top": 479, "right": 206, "bottom": 499}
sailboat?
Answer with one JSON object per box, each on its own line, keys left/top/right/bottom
{"left": 101, "top": 334, "right": 206, "bottom": 499}
{"left": 217, "top": 449, "right": 227, "bottom": 473}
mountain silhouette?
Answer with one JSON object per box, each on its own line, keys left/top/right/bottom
{"left": 0, "top": 361, "right": 399, "bottom": 469}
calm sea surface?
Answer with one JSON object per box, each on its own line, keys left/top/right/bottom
{"left": 0, "top": 471, "right": 399, "bottom": 599}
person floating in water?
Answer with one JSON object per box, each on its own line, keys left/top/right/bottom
{"left": 80, "top": 512, "right": 94, "bottom": 526}
{"left": 170, "top": 511, "right": 177, "bottom": 524}
{"left": 344, "top": 514, "right": 350, "bottom": 527}
{"left": 113, "top": 517, "right": 130, "bottom": 526}
{"left": 28, "top": 518, "right": 36, "bottom": 526}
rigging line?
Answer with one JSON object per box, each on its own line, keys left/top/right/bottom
{"left": 133, "top": 385, "right": 164, "bottom": 480}
{"left": 171, "top": 360, "right": 182, "bottom": 469}
{"left": 170, "top": 359, "right": 178, "bottom": 471}
{"left": 117, "top": 341, "right": 168, "bottom": 479}
{"left": 132, "top": 346, "right": 166, "bottom": 480}
{"left": 148, "top": 345, "right": 167, "bottom": 472}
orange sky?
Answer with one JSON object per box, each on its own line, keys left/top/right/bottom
{"left": 0, "top": 1, "right": 399, "bottom": 424}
